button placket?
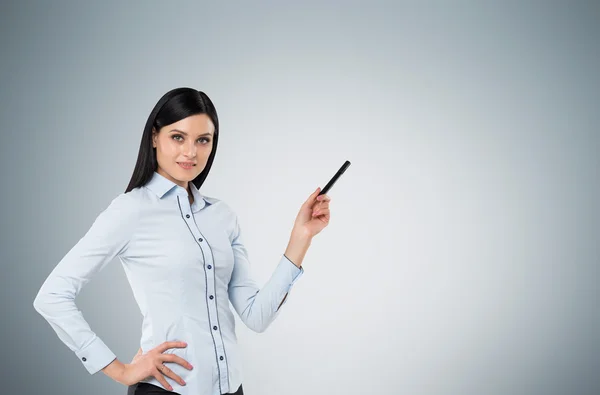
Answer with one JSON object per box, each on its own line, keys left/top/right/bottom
{"left": 176, "top": 193, "right": 230, "bottom": 391}
{"left": 200, "top": 236, "right": 229, "bottom": 389}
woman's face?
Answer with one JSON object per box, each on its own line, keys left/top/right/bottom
{"left": 152, "top": 113, "right": 214, "bottom": 189}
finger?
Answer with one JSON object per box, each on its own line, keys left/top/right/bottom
{"left": 312, "top": 208, "right": 330, "bottom": 217}
{"left": 154, "top": 368, "right": 174, "bottom": 392}
{"left": 158, "top": 363, "right": 186, "bottom": 386}
{"left": 162, "top": 353, "right": 194, "bottom": 370}
{"left": 314, "top": 201, "right": 330, "bottom": 211}
{"left": 316, "top": 194, "right": 330, "bottom": 202}
{"left": 303, "top": 187, "right": 321, "bottom": 207}
{"left": 156, "top": 341, "right": 187, "bottom": 353}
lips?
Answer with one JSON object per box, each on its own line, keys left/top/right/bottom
{"left": 177, "top": 162, "right": 196, "bottom": 170}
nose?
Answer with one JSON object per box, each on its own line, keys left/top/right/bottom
{"left": 182, "top": 139, "right": 197, "bottom": 158}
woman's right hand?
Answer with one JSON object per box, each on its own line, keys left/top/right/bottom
{"left": 120, "top": 341, "right": 194, "bottom": 391}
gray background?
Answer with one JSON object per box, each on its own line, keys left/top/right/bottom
{"left": 1, "top": 1, "right": 599, "bottom": 394}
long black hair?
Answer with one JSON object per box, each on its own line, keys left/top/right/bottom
{"left": 125, "top": 87, "right": 219, "bottom": 193}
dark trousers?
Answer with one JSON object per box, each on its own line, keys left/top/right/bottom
{"left": 127, "top": 382, "right": 244, "bottom": 395}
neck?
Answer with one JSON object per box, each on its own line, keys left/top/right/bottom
{"left": 188, "top": 187, "right": 194, "bottom": 204}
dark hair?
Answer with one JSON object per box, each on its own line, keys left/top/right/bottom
{"left": 125, "top": 87, "right": 219, "bottom": 193}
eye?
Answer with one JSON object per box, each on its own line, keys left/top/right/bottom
{"left": 171, "top": 135, "right": 211, "bottom": 144}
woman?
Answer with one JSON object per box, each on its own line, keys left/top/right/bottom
{"left": 33, "top": 87, "right": 332, "bottom": 395}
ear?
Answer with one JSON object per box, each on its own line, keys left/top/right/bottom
{"left": 152, "top": 128, "right": 157, "bottom": 148}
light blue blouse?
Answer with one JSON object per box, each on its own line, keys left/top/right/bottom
{"left": 33, "top": 170, "right": 304, "bottom": 395}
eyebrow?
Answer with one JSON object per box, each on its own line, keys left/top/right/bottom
{"left": 169, "top": 129, "right": 213, "bottom": 137}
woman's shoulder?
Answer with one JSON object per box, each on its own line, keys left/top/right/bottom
{"left": 105, "top": 188, "right": 147, "bottom": 217}
{"left": 202, "top": 195, "right": 237, "bottom": 218}
{"left": 118, "top": 186, "right": 146, "bottom": 203}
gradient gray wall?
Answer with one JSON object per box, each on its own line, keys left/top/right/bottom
{"left": 1, "top": 1, "right": 598, "bottom": 394}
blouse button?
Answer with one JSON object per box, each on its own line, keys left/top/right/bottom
{"left": 209, "top": 295, "right": 214, "bottom": 300}
{"left": 186, "top": 214, "right": 190, "bottom": 218}
{"left": 219, "top": 356, "right": 224, "bottom": 361}
{"left": 198, "top": 238, "right": 203, "bottom": 242}
{"left": 213, "top": 326, "right": 218, "bottom": 330}
{"left": 207, "top": 265, "right": 212, "bottom": 269}
{"left": 82, "top": 357, "right": 87, "bottom": 362}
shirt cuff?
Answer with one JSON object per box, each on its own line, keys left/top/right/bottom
{"left": 281, "top": 254, "right": 304, "bottom": 286}
{"left": 75, "top": 335, "right": 117, "bottom": 375}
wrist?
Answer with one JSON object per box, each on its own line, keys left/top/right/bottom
{"left": 285, "top": 231, "right": 312, "bottom": 268}
{"left": 290, "top": 228, "right": 312, "bottom": 243}
{"left": 102, "top": 358, "right": 128, "bottom": 385}
{"left": 116, "top": 363, "right": 131, "bottom": 386}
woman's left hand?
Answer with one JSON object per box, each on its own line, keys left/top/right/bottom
{"left": 131, "top": 347, "right": 143, "bottom": 364}
{"left": 292, "top": 187, "right": 332, "bottom": 238}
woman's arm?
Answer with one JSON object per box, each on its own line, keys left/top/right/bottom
{"left": 284, "top": 231, "right": 312, "bottom": 270}
{"left": 33, "top": 193, "right": 140, "bottom": 376}
{"left": 277, "top": 231, "right": 312, "bottom": 309}
{"left": 227, "top": 212, "right": 305, "bottom": 333}
{"left": 101, "top": 358, "right": 127, "bottom": 383}
{"left": 228, "top": 187, "right": 331, "bottom": 332}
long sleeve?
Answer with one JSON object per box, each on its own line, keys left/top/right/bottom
{"left": 227, "top": 214, "right": 304, "bottom": 333}
{"left": 33, "top": 193, "right": 139, "bottom": 374}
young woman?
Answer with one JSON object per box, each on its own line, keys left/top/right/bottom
{"left": 33, "top": 87, "right": 332, "bottom": 395}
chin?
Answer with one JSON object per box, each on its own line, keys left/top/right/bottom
{"left": 177, "top": 172, "right": 197, "bottom": 181}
